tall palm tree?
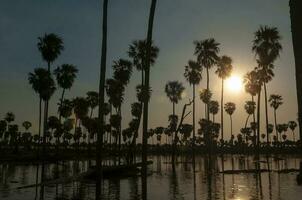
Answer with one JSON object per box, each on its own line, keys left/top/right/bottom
{"left": 216, "top": 55, "right": 233, "bottom": 141}
{"left": 269, "top": 94, "right": 283, "bottom": 142}
{"left": 289, "top": 0, "right": 302, "bottom": 140}
{"left": 97, "top": 0, "right": 108, "bottom": 185}
{"left": 37, "top": 33, "right": 63, "bottom": 151}
{"left": 252, "top": 26, "right": 282, "bottom": 143}
{"left": 184, "top": 60, "right": 202, "bottom": 146}
{"left": 224, "top": 102, "right": 236, "bottom": 137}
{"left": 199, "top": 89, "right": 212, "bottom": 116}
{"left": 165, "top": 81, "right": 185, "bottom": 118}
{"left": 28, "top": 68, "right": 56, "bottom": 143}
{"left": 194, "top": 38, "right": 220, "bottom": 120}
{"left": 288, "top": 120, "right": 297, "bottom": 142}
{"left": 244, "top": 101, "right": 256, "bottom": 128}
{"left": 209, "top": 100, "right": 219, "bottom": 122}
{"left": 142, "top": 0, "right": 157, "bottom": 198}
{"left": 243, "top": 70, "right": 261, "bottom": 145}
{"left": 54, "top": 64, "right": 78, "bottom": 121}
{"left": 165, "top": 81, "right": 185, "bottom": 164}
{"left": 86, "top": 91, "right": 99, "bottom": 118}
{"left": 128, "top": 40, "right": 159, "bottom": 157}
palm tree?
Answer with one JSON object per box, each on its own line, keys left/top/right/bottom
{"left": 209, "top": 100, "right": 219, "bottom": 122}
{"left": 37, "top": 33, "right": 64, "bottom": 71}
{"left": 216, "top": 55, "right": 233, "bottom": 141}
{"left": 142, "top": 0, "right": 157, "bottom": 197}
{"left": 22, "top": 121, "right": 32, "bottom": 131}
{"left": 0, "top": 120, "right": 7, "bottom": 141}
{"left": 37, "top": 33, "right": 63, "bottom": 153}
{"left": 184, "top": 60, "right": 202, "bottom": 147}
{"left": 86, "top": 91, "right": 99, "bottom": 118}
{"left": 194, "top": 38, "right": 220, "bottom": 121}
{"left": 224, "top": 102, "right": 236, "bottom": 137}
{"left": 199, "top": 89, "right": 212, "bottom": 117}
{"left": 5, "top": 112, "right": 15, "bottom": 124}
{"left": 244, "top": 101, "right": 256, "bottom": 128}
{"left": 269, "top": 94, "right": 283, "bottom": 142}
{"left": 165, "top": 81, "right": 185, "bottom": 118}
{"left": 288, "top": 120, "right": 297, "bottom": 142}
{"left": 243, "top": 70, "right": 261, "bottom": 146}
{"left": 165, "top": 81, "right": 185, "bottom": 164}
{"left": 128, "top": 40, "right": 159, "bottom": 85}
{"left": 289, "top": 0, "right": 302, "bottom": 140}
{"left": 97, "top": 0, "right": 108, "bottom": 185}
{"left": 252, "top": 26, "right": 282, "bottom": 143}
{"left": 54, "top": 64, "right": 78, "bottom": 121}
{"left": 73, "top": 97, "right": 89, "bottom": 142}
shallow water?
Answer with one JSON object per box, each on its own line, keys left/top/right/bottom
{"left": 0, "top": 155, "right": 302, "bottom": 200}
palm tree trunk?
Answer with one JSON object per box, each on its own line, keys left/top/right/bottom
{"left": 252, "top": 95, "right": 256, "bottom": 146}
{"left": 257, "top": 89, "right": 261, "bottom": 152}
{"left": 230, "top": 115, "right": 233, "bottom": 136}
{"left": 38, "top": 97, "right": 42, "bottom": 157}
{"left": 172, "top": 102, "right": 176, "bottom": 165}
{"left": 58, "top": 89, "right": 65, "bottom": 123}
{"left": 96, "top": 0, "right": 108, "bottom": 191}
{"left": 142, "top": 1, "right": 157, "bottom": 199}
{"left": 289, "top": 0, "right": 302, "bottom": 142}
{"left": 263, "top": 83, "right": 269, "bottom": 144}
{"left": 206, "top": 67, "right": 210, "bottom": 121}
{"left": 193, "top": 84, "right": 196, "bottom": 148}
{"left": 244, "top": 114, "right": 250, "bottom": 129}
{"left": 274, "top": 109, "right": 278, "bottom": 142}
{"left": 118, "top": 107, "right": 122, "bottom": 165}
{"left": 221, "top": 79, "right": 224, "bottom": 143}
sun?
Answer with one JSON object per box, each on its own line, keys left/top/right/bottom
{"left": 226, "top": 75, "right": 243, "bottom": 93}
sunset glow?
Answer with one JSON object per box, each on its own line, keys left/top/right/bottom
{"left": 226, "top": 75, "right": 243, "bottom": 93}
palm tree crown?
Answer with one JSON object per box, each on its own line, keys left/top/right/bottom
{"left": 194, "top": 38, "right": 220, "bottom": 69}
{"left": 37, "top": 33, "right": 64, "bottom": 66}
{"left": 165, "top": 81, "right": 185, "bottom": 104}
{"left": 216, "top": 55, "right": 233, "bottom": 79}
{"left": 269, "top": 94, "right": 283, "bottom": 109}
{"left": 244, "top": 101, "right": 256, "bottom": 115}
{"left": 54, "top": 64, "right": 78, "bottom": 90}
{"left": 128, "top": 40, "right": 159, "bottom": 71}
{"left": 224, "top": 102, "right": 236, "bottom": 116}
{"left": 184, "top": 60, "right": 202, "bottom": 85}
{"left": 252, "top": 26, "right": 282, "bottom": 67}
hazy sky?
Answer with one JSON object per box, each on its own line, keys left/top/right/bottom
{"left": 0, "top": 0, "right": 298, "bottom": 140}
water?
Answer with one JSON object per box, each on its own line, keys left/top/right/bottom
{"left": 0, "top": 155, "right": 302, "bottom": 200}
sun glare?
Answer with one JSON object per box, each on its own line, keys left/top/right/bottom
{"left": 226, "top": 75, "right": 243, "bottom": 93}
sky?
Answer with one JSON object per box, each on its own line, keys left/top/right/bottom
{"left": 0, "top": 0, "right": 298, "bottom": 141}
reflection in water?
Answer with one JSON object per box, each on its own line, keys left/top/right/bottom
{"left": 0, "top": 155, "right": 302, "bottom": 199}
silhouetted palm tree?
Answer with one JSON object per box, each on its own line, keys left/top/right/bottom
{"left": 199, "top": 89, "right": 212, "bottom": 116}
{"left": 289, "top": 0, "right": 302, "bottom": 140}
{"left": 184, "top": 60, "right": 202, "bottom": 146}
{"left": 142, "top": 0, "right": 157, "bottom": 197}
{"left": 54, "top": 64, "right": 78, "bottom": 121}
{"left": 216, "top": 55, "right": 233, "bottom": 141}
{"left": 86, "top": 91, "right": 99, "bottom": 118}
{"left": 209, "top": 100, "right": 219, "bottom": 123}
{"left": 269, "top": 94, "right": 283, "bottom": 142}
{"left": 29, "top": 68, "right": 55, "bottom": 146}
{"left": 96, "top": 0, "right": 108, "bottom": 185}
{"left": 194, "top": 38, "right": 220, "bottom": 120}
{"left": 165, "top": 81, "right": 185, "bottom": 164}
{"left": 0, "top": 120, "right": 7, "bottom": 141}
{"left": 73, "top": 97, "right": 89, "bottom": 144}
{"left": 37, "top": 33, "right": 63, "bottom": 152}
{"left": 224, "top": 102, "right": 236, "bottom": 137}
{"left": 22, "top": 121, "right": 32, "bottom": 131}
{"left": 5, "top": 112, "right": 15, "bottom": 124}
{"left": 288, "top": 121, "right": 297, "bottom": 142}
{"left": 244, "top": 101, "right": 256, "bottom": 128}
{"left": 252, "top": 26, "right": 282, "bottom": 143}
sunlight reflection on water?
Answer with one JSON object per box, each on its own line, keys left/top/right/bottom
{"left": 0, "top": 155, "right": 302, "bottom": 200}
